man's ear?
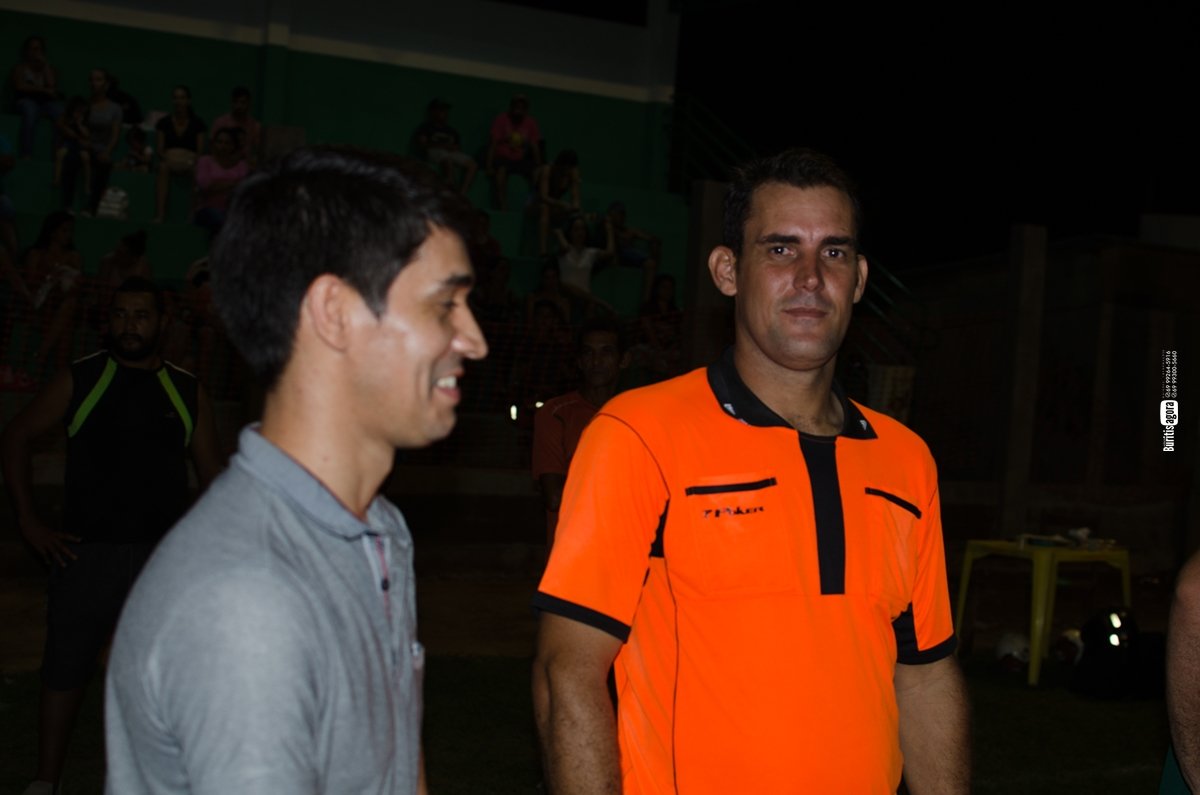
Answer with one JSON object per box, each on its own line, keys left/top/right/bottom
{"left": 708, "top": 245, "right": 738, "bottom": 297}
{"left": 853, "top": 254, "right": 869, "bottom": 304}
{"left": 301, "top": 274, "right": 357, "bottom": 352}
{"left": 619, "top": 350, "right": 632, "bottom": 369}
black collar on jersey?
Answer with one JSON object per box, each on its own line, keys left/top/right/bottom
{"left": 706, "top": 346, "right": 877, "bottom": 440}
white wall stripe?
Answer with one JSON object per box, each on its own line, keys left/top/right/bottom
{"left": 0, "top": 0, "right": 673, "bottom": 104}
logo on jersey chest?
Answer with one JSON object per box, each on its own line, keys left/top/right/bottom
{"left": 702, "top": 504, "right": 765, "bottom": 519}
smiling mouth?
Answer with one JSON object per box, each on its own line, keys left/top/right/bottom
{"left": 435, "top": 375, "right": 458, "bottom": 389}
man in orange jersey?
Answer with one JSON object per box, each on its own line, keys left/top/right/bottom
{"left": 533, "top": 149, "right": 969, "bottom": 794}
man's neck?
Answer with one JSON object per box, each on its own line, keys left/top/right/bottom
{"left": 733, "top": 344, "right": 843, "bottom": 436}
{"left": 579, "top": 382, "right": 618, "bottom": 409}
{"left": 111, "top": 352, "right": 161, "bottom": 371}
{"left": 258, "top": 378, "right": 392, "bottom": 520}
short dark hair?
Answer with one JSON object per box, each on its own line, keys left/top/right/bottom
{"left": 211, "top": 146, "right": 474, "bottom": 389}
{"left": 578, "top": 314, "right": 627, "bottom": 354}
{"left": 231, "top": 86, "right": 250, "bottom": 101}
{"left": 722, "top": 148, "right": 862, "bottom": 257}
{"left": 114, "top": 276, "right": 165, "bottom": 314}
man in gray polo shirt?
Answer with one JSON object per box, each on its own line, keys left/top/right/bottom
{"left": 104, "top": 148, "right": 487, "bottom": 794}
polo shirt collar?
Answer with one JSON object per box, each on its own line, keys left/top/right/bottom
{"left": 706, "top": 347, "right": 878, "bottom": 440}
{"left": 233, "top": 425, "right": 402, "bottom": 541}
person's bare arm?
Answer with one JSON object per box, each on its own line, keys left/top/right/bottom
{"left": 0, "top": 368, "right": 80, "bottom": 566}
{"left": 533, "top": 612, "right": 623, "bottom": 794}
{"left": 1168, "top": 550, "right": 1200, "bottom": 790}
{"left": 895, "top": 655, "right": 970, "bottom": 794}
{"left": 190, "top": 386, "right": 224, "bottom": 490}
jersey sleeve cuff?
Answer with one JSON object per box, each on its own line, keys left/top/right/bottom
{"left": 896, "top": 633, "right": 957, "bottom": 665}
{"left": 532, "top": 591, "right": 631, "bottom": 642}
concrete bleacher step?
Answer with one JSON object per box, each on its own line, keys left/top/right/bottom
{"left": 10, "top": 210, "right": 208, "bottom": 281}
{"left": 0, "top": 111, "right": 56, "bottom": 162}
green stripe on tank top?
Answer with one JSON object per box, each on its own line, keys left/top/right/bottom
{"left": 157, "top": 368, "right": 194, "bottom": 447}
{"left": 66, "top": 358, "right": 118, "bottom": 437}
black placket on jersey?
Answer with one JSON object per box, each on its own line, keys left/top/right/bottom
{"left": 706, "top": 347, "right": 877, "bottom": 597}
{"left": 798, "top": 435, "right": 845, "bottom": 594}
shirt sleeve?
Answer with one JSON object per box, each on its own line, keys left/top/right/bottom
{"left": 893, "top": 482, "right": 956, "bottom": 664}
{"left": 534, "top": 412, "right": 669, "bottom": 640}
{"left": 152, "top": 573, "right": 322, "bottom": 793}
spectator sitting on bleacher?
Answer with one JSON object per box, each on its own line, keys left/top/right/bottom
{"left": 413, "top": 98, "right": 477, "bottom": 195}
{"left": 53, "top": 97, "right": 89, "bottom": 193}
{"left": 11, "top": 35, "right": 63, "bottom": 159}
{"left": 154, "top": 85, "right": 207, "bottom": 223}
{"left": 554, "top": 214, "right": 613, "bottom": 303}
{"left": 193, "top": 128, "right": 249, "bottom": 239}
{"left": 210, "top": 86, "right": 260, "bottom": 166}
{"left": 605, "top": 200, "right": 661, "bottom": 303}
{"left": 533, "top": 149, "right": 580, "bottom": 256}
{"left": 23, "top": 210, "right": 83, "bottom": 375}
{"left": 486, "top": 93, "right": 541, "bottom": 210}
{"left": 117, "top": 126, "right": 153, "bottom": 173}
{"left": 61, "top": 69, "right": 121, "bottom": 217}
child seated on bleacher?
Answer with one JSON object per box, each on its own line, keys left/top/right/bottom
{"left": 117, "top": 127, "right": 153, "bottom": 172}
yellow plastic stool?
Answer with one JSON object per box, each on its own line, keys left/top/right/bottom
{"left": 954, "top": 540, "right": 1132, "bottom": 685}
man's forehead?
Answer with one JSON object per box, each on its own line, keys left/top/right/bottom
{"left": 747, "top": 182, "right": 856, "bottom": 235}
{"left": 581, "top": 330, "right": 619, "bottom": 349}
{"left": 112, "top": 292, "right": 157, "bottom": 311}
{"left": 396, "top": 226, "right": 475, "bottom": 291}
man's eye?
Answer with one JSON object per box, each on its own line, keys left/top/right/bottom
{"left": 825, "top": 249, "right": 846, "bottom": 259}
{"left": 768, "top": 246, "right": 790, "bottom": 256}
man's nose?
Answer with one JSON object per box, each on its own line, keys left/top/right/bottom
{"left": 793, "top": 253, "right": 823, "bottom": 291}
{"left": 455, "top": 307, "right": 488, "bottom": 361}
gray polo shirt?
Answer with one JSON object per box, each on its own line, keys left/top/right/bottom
{"left": 105, "top": 427, "right": 423, "bottom": 794}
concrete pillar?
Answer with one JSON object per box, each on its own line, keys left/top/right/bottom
{"left": 1085, "top": 250, "right": 1118, "bottom": 486}
{"left": 999, "top": 225, "right": 1047, "bottom": 537}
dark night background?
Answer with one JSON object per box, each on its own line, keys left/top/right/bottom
{"left": 674, "top": 3, "right": 1200, "bottom": 269}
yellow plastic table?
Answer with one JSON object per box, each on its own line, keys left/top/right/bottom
{"left": 953, "top": 539, "right": 1131, "bottom": 685}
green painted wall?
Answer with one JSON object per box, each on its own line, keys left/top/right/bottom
{"left": 2, "top": 7, "right": 685, "bottom": 302}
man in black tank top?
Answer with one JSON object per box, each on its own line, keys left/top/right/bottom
{"left": 0, "top": 276, "right": 223, "bottom": 794}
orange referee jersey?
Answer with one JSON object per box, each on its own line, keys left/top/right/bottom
{"left": 534, "top": 349, "right": 956, "bottom": 794}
